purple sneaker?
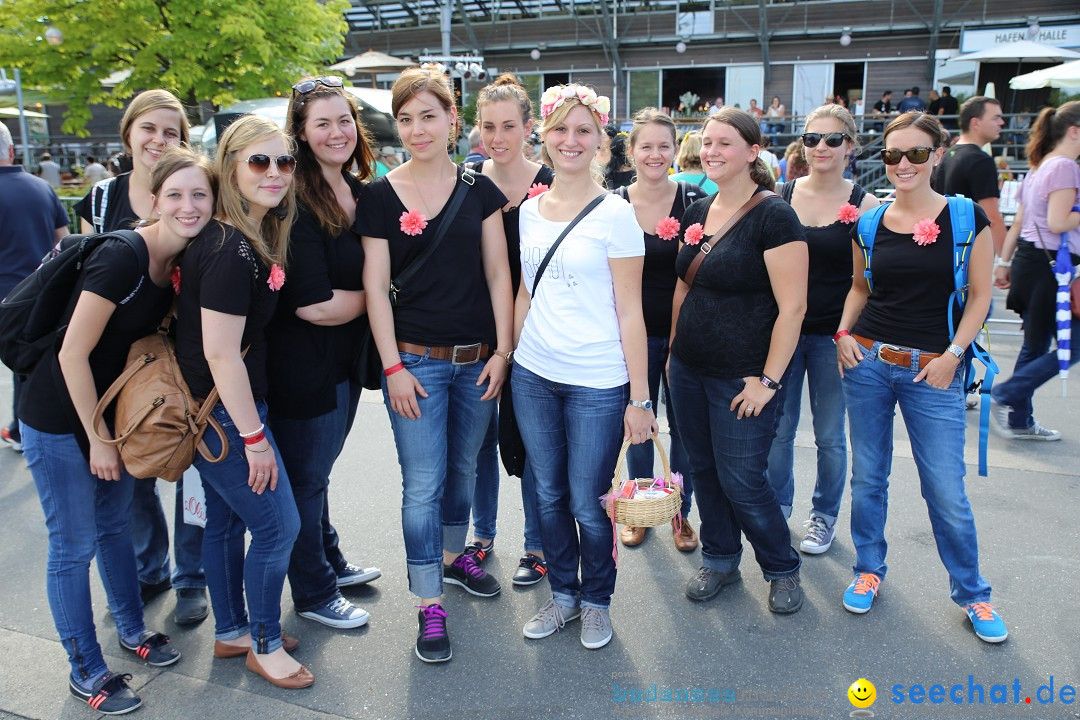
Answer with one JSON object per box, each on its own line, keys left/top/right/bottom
{"left": 415, "top": 604, "right": 452, "bottom": 663}
{"left": 443, "top": 553, "right": 501, "bottom": 597}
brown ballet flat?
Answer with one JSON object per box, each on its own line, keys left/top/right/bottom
{"left": 245, "top": 650, "right": 315, "bottom": 689}
{"left": 213, "top": 632, "right": 299, "bottom": 658}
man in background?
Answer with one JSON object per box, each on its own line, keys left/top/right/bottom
{"left": 936, "top": 86, "right": 960, "bottom": 130}
{"left": 37, "top": 152, "right": 61, "bottom": 189}
{"left": 898, "top": 87, "right": 926, "bottom": 112}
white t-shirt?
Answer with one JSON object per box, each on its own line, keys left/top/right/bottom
{"left": 516, "top": 193, "right": 644, "bottom": 389}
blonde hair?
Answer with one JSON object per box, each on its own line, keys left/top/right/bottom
{"left": 803, "top": 103, "right": 862, "bottom": 157}
{"left": 538, "top": 84, "right": 606, "bottom": 180}
{"left": 119, "top": 89, "right": 190, "bottom": 155}
{"left": 140, "top": 145, "right": 215, "bottom": 227}
{"left": 476, "top": 73, "right": 533, "bottom": 126}
{"left": 392, "top": 66, "right": 459, "bottom": 149}
{"left": 628, "top": 107, "right": 677, "bottom": 149}
{"left": 676, "top": 131, "right": 704, "bottom": 171}
{"left": 701, "top": 108, "right": 775, "bottom": 190}
{"left": 214, "top": 115, "right": 296, "bottom": 269}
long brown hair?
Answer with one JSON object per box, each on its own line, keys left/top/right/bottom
{"left": 701, "top": 108, "right": 775, "bottom": 190}
{"left": 119, "top": 89, "right": 190, "bottom": 155}
{"left": 392, "top": 66, "right": 459, "bottom": 150}
{"left": 1026, "top": 101, "right": 1080, "bottom": 168}
{"left": 286, "top": 79, "right": 375, "bottom": 236}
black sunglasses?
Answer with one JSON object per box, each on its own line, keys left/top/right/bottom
{"left": 291, "top": 76, "right": 344, "bottom": 95}
{"left": 801, "top": 132, "right": 851, "bottom": 148}
{"left": 247, "top": 154, "right": 296, "bottom": 175}
{"left": 880, "top": 147, "right": 934, "bottom": 165}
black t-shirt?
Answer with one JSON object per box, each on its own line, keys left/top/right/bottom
{"left": 932, "top": 144, "right": 999, "bottom": 201}
{"left": 353, "top": 168, "right": 506, "bottom": 347}
{"left": 616, "top": 182, "right": 707, "bottom": 337}
{"left": 73, "top": 173, "right": 139, "bottom": 232}
{"left": 19, "top": 234, "right": 171, "bottom": 442}
{"left": 938, "top": 95, "right": 959, "bottom": 128}
{"left": 467, "top": 161, "right": 555, "bottom": 294}
{"left": 851, "top": 203, "right": 990, "bottom": 352}
{"left": 176, "top": 222, "right": 280, "bottom": 401}
{"left": 606, "top": 169, "right": 636, "bottom": 191}
{"left": 672, "top": 188, "right": 807, "bottom": 378}
{"left": 266, "top": 174, "right": 366, "bottom": 419}
{"left": 873, "top": 99, "right": 893, "bottom": 114}
{"left": 780, "top": 179, "right": 866, "bottom": 336}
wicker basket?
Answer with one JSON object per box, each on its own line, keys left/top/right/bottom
{"left": 608, "top": 437, "right": 681, "bottom": 528}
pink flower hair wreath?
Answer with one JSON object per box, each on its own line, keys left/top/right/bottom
{"left": 540, "top": 85, "right": 611, "bottom": 127}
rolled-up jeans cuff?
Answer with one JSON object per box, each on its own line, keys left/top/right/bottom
{"left": 702, "top": 548, "right": 742, "bottom": 575}
{"left": 761, "top": 560, "right": 801, "bottom": 582}
{"left": 581, "top": 598, "right": 610, "bottom": 610}
{"left": 442, "top": 524, "right": 469, "bottom": 557}
{"left": 809, "top": 510, "right": 838, "bottom": 528}
{"left": 214, "top": 625, "right": 249, "bottom": 643}
{"left": 408, "top": 561, "right": 444, "bottom": 599}
{"left": 552, "top": 590, "right": 580, "bottom": 610}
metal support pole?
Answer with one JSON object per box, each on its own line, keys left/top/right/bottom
{"left": 926, "top": 0, "right": 943, "bottom": 83}
{"left": 14, "top": 69, "right": 31, "bottom": 167}
{"left": 441, "top": 0, "right": 451, "bottom": 57}
{"left": 758, "top": 0, "right": 771, "bottom": 86}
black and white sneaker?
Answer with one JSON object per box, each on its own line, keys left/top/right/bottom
{"left": 512, "top": 553, "right": 548, "bottom": 586}
{"left": 119, "top": 630, "right": 180, "bottom": 667}
{"left": 443, "top": 553, "right": 501, "bottom": 597}
{"left": 415, "top": 604, "right": 452, "bottom": 663}
{"left": 336, "top": 563, "right": 382, "bottom": 588}
{"left": 69, "top": 672, "right": 142, "bottom": 715}
{"left": 462, "top": 539, "right": 493, "bottom": 565}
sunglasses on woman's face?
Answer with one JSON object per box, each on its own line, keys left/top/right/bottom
{"left": 246, "top": 154, "right": 296, "bottom": 175}
{"left": 880, "top": 147, "right": 934, "bottom": 165}
{"left": 801, "top": 132, "right": 850, "bottom": 148}
{"left": 291, "top": 76, "right": 344, "bottom": 95}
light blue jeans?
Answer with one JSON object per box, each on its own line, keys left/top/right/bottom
{"left": 842, "top": 341, "right": 992, "bottom": 606}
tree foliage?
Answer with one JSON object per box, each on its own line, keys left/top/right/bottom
{"left": 0, "top": 0, "right": 350, "bottom": 134}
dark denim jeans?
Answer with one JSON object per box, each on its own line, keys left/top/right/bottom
{"left": 842, "top": 342, "right": 991, "bottom": 606}
{"left": 270, "top": 379, "right": 360, "bottom": 612}
{"left": 22, "top": 424, "right": 146, "bottom": 685}
{"left": 668, "top": 355, "right": 800, "bottom": 581}
{"left": 471, "top": 409, "right": 543, "bottom": 553}
{"left": 197, "top": 401, "right": 300, "bottom": 653}
{"left": 765, "top": 333, "right": 847, "bottom": 526}
{"left": 993, "top": 316, "right": 1078, "bottom": 429}
{"left": 511, "top": 363, "right": 627, "bottom": 609}
{"left": 626, "top": 336, "right": 692, "bottom": 518}
{"left": 383, "top": 352, "right": 495, "bottom": 599}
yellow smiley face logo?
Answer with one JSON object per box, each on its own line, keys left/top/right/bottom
{"left": 848, "top": 678, "right": 877, "bottom": 709}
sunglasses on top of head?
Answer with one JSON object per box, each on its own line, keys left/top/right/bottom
{"left": 246, "top": 154, "right": 296, "bottom": 175}
{"left": 291, "top": 76, "right": 344, "bottom": 95}
{"left": 880, "top": 147, "right": 934, "bottom": 165}
{"left": 800, "top": 132, "right": 851, "bottom": 148}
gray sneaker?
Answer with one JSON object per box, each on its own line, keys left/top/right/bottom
{"left": 799, "top": 516, "right": 835, "bottom": 555}
{"left": 298, "top": 594, "right": 370, "bottom": 629}
{"left": 579, "top": 607, "right": 612, "bottom": 650}
{"left": 768, "top": 574, "right": 803, "bottom": 614}
{"left": 685, "top": 567, "right": 742, "bottom": 602}
{"left": 1005, "top": 420, "right": 1061, "bottom": 441}
{"left": 523, "top": 598, "right": 581, "bottom": 639}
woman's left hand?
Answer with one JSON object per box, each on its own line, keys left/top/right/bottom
{"left": 624, "top": 406, "right": 658, "bottom": 445}
{"left": 913, "top": 354, "right": 961, "bottom": 390}
{"left": 731, "top": 376, "right": 777, "bottom": 420}
{"left": 477, "top": 355, "right": 508, "bottom": 401}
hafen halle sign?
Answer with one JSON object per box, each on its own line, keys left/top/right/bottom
{"left": 961, "top": 24, "right": 1080, "bottom": 53}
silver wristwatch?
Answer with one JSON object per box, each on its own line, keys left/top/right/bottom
{"left": 945, "top": 344, "right": 965, "bottom": 360}
{"left": 628, "top": 399, "right": 653, "bottom": 411}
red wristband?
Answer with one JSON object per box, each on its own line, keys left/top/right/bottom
{"left": 384, "top": 362, "right": 405, "bottom": 377}
{"left": 833, "top": 329, "right": 851, "bottom": 344}
{"left": 243, "top": 431, "right": 265, "bottom": 446}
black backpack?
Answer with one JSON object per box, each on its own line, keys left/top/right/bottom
{"left": 0, "top": 230, "right": 144, "bottom": 374}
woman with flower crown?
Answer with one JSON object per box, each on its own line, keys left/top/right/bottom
{"left": 355, "top": 65, "right": 513, "bottom": 664}
{"left": 834, "top": 112, "right": 1006, "bottom": 643}
{"left": 513, "top": 83, "right": 654, "bottom": 651}
{"left": 764, "top": 104, "right": 878, "bottom": 557}
{"left": 613, "top": 107, "right": 703, "bottom": 553}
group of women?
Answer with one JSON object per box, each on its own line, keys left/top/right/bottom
{"left": 24, "top": 68, "right": 1079, "bottom": 714}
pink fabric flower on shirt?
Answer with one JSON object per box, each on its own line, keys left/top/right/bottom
{"left": 684, "top": 223, "right": 705, "bottom": 246}
{"left": 837, "top": 203, "right": 859, "bottom": 224}
{"left": 399, "top": 209, "right": 428, "bottom": 236}
{"left": 913, "top": 218, "right": 941, "bottom": 246}
{"left": 656, "top": 216, "right": 680, "bottom": 241}
{"left": 527, "top": 183, "right": 550, "bottom": 198}
{"left": 170, "top": 266, "right": 181, "bottom": 295}
{"left": 267, "top": 264, "right": 285, "bottom": 291}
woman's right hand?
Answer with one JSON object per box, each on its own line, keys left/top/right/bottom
{"left": 993, "top": 265, "right": 1011, "bottom": 289}
{"left": 89, "top": 440, "right": 124, "bottom": 482}
{"left": 387, "top": 369, "right": 428, "bottom": 420}
{"left": 245, "top": 437, "right": 279, "bottom": 494}
{"left": 836, "top": 335, "right": 864, "bottom": 378}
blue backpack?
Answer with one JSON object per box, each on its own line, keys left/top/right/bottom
{"left": 854, "top": 196, "right": 998, "bottom": 477}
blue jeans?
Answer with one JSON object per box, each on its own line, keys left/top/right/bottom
{"left": 197, "top": 401, "right": 300, "bottom": 653}
{"left": 668, "top": 355, "right": 800, "bottom": 580}
{"left": 993, "top": 316, "right": 1078, "bottom": 429}
{"left": 383, "top": 352, "right": 496, "bottom": 599}
{"left": 626, "top": 336, "right": 692, "bottom": 518}
{"left": 842, "top": 342, "right": 992, "bottom": 606}
{"left": 765, "top": 333, "right": 847, "bottom": 526}
{"left": 511, "top": 363, "right": 626, "bottom": 609}
{"left": 131, "top": 465, "right": 206, "bottom": 589}
{"left": 270, "top": 380, "right": 360, "bottom": 612}
{"left": 471, "top": 410, "right": 543, "bottom": 553}
{"left": 22, "top": 424, "right": 146, "bottom": 685}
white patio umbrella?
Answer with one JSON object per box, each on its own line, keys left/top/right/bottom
{"left": 1010, "top": 59, "right": 1080, "bottom": 91}
{"left": 328, "top": 50, "right": 414, "bottom": 87}
{"left": 949, "top": 40, "right": 1080, "bottom": 64}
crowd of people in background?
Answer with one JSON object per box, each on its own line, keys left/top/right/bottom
{"left": 2, "top": 64, "right": 1078, "bottom": 717}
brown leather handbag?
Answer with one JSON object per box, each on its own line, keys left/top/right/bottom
{"left": 91, "top": 318, "right": 230, "bottom": 482}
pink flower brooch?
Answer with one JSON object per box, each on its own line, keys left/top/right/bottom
{"left": 913, "top": 218, "right": 941, "bottom": 246}
{"left": 267, "top": 264, "right": 285, "bottom": 291}
{"left": 656, "top": 216, "right": 680, "bottom": 241}
{"left": 527, "top": 183, "right": 549, "bottom": 199}
{"left": 837, "top": 203, "right": 859, "bottom": 224}
{"left": 399, "top": 209, "right": 428, "bottom": 236}
{"left": 170, "top": 266, "right": 181, "bottom": 295}
{"left": 683, "top": 223, "right": 705, "bottom": 246}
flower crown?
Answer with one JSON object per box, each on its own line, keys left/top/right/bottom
{"left": 540, "top": 85, "right": 611, "bottom": 126}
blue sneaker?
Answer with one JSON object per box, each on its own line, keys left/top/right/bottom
{"left": 843, "top": 573, "right": 881, "bottom": 614}
{"left": 964, "top": 602, "right": 1008, "bottom": 643}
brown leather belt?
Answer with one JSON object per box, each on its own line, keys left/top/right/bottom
{"left": 853, "top": 334, "right": 940, "bottom": 370}
{"left": 397, "top": 341, "right": 490, "bottom": 365}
